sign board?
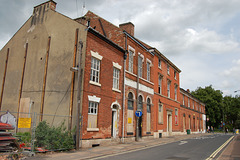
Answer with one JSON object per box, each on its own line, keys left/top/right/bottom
{"left": 135, "top": 111, "right": 142, "bottom": 117}
{"left": 128, "top": 118, "right": 132, "bottom": 124}
{"left": 18, "top": 118, "right": 31, "bottom": 128}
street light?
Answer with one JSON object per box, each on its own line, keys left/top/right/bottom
{"left": 234, "top": 90, "right": 240, "bottom": 93}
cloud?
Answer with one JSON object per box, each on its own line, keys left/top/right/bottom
{"left": 1, "top": 0, "right": 240, "bottom": 97}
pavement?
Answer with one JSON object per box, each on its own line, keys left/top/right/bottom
{"left": 24, "top": 133, "right": 239, "bottom": 160}
{"left": 217, "top": 134, "right": 240, "bottom": 160}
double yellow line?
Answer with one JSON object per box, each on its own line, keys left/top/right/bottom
{"left": 206, "top": 135, "right": 234, "bottom": 160}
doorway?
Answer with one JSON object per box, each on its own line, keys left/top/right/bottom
{"left": 167, "top": 111, "right": 172, "bottom": 136}
{"left": 138, "top": 116, "right": 142, "bottom": 138}
{"left": 111, "top": 109, "right": 117, "bottom": 138}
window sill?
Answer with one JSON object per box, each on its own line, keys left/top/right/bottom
{"left": 89, "top": 81, "right": 101, "bottom": 87}
{"left": 112, "top": 88, "right": 121, "bottom": 93}
{"left": 87, "top": 128, "right": 99, "bottom": 132}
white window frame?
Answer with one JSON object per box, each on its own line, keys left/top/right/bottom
{"left": 193, "top": 101, "right": 195, "bottom": 109}
{"left": 128, "top": 46, "right": 135, "bottom": 73}
{"left": 129, "top": 50, "right": 134, "bottom": 73}
{"left": 175, "top": 108, "right": 178, "bottom": 125}
{"left": 158, "top": 75, "right": 162, "bottom": 94}
{"left": 167, "top": 80, "right": 171, "bottom": 98}
{"left": 147, "top": 62, "right": 150, "bottom": 81}
{"left": 90, "top": 51, "right": 103, "bottom": 86}
{"left": 113, "top": 67, "right": 120, "bottom": 90}
{"left": 88, "top": 101, "right": 98, "bottom": 115}
{"left": 167, "top": 65, "right": 170, "bottom": 75}
{"left": 158, "top": 58, "right": 161, "bottom": 69}
{"left": 174, "top": 71, "right": 177, "bottom": 79}
{"left": 174, "top": 85, "right": 178, "bottom": 101}
{"left": 188, "top": 98, "right": 190, "bottom": 108}
{"left": 158, "top": 102, "right": 163, "bottom": 124}
{"left": 138, "top": 55, "right": 144, "bottom": 78}
{"left": 183, "top": 95, "right": 185, "bottom": 105}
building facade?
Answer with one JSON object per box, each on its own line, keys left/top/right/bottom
{"left": 0, "top": 1, "right": 206, "bottom": 148}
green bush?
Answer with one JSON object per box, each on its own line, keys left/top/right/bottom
{"left": 35, "top": 121, "right": 74, "bottom": 150}
{"left": 16, "top": 132, "right": 31, "bottom": 145}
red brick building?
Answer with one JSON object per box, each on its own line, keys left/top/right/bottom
{"left": 78, "top": 11, "right": 206, "bottom": 142}
{"left": 0, "top": 1, "right": 206, "bottom": 148}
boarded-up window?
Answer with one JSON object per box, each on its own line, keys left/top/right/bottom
{"left": 158, "top": 102, "right": 163, "bottom": 124}
{"left": 88, "top": 102, "right": 98, "bottom": 128}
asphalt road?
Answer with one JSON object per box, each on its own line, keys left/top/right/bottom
{"left": 97, "top": 134, "right": 232, "bottom": 160}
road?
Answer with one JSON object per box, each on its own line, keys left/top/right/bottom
{"left": 96, "top": 134, "right": 233, "bottom": 160}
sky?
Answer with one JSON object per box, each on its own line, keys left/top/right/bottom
{"left": 1, "top": 0, "right": 240, "bottom": 96}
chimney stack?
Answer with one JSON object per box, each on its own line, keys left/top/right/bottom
{"left": 31, "top": 0, "right": 57, "bottom": 26}
{"left": 33, "top": 0, "right": 57, "bottom": 13}
{"left": 119, "top": 22, "right": 135, "bottom": 36}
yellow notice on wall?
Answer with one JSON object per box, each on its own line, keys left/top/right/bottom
{"left": 18, "top": 118, "right": 31, "bottom": 128}
{"left": 128, "top": 118, "right": 132, "bottom": 124}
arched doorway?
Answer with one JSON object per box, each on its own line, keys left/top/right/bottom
{"left": 111, "top": 102, "right": 120, "bottom": 139}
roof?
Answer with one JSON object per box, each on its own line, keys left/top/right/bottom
{"left": 76, "top": 11, "right": 181, "bottom": 72}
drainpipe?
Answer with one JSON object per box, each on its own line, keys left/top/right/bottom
{"left": 136, "top": 50, "right": 139, "bottom": 142}
{"left": 122, "top": 34, "right": 127, "bottom": 143}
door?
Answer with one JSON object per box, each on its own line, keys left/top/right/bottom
{"left": 111, "top": 110, "right": 117, "bottom": 138}
{"left": 167, "top": 111, "right": 172, "bottom": 136}
{"left": 138, "top": 116, "right": 142, "bottom": 138}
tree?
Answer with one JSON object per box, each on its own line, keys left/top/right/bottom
{"left": 191, "top": 85, "right": 223, "bottom": 129}
{"left": 224, "top": 95, "right": 240, "bottom": 130}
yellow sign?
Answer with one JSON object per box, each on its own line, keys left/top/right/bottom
{"left": 128, "top": 118, "right": 132, "bottom": 124}
{"left": 18, "top": 118, "right": 31, "bottom": 128}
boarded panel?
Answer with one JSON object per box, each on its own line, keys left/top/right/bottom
{"left": 88, "top": 114, "right": 97, "bottom": 128}
{"left": 19, "top": 98, "right": 30, "bottom": 118}
{"left": 147, "top": 113, "right": 151, "bottom": 132}
{"left": 127, "top": 110, "right": 133, "bottom": 132}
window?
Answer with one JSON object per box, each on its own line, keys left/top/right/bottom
{"left": 175, "top": 108, "right": 178, "bottom": 125}
{"left": 147, "top": 62, "right": 150, "bottom": 81}
{"left": 90, "top": 57, "right": 100, "bottom": 83}
{"left": 113, "top": 68, "right": 120, "bottom": 90}
{"left": 167, "top": 81, "right": 171, "bottom": 98}
{"left": 87, "top": 95, "right": 101, "bottom": 130}
{"left": 174, "top": 71, "right": 177, "bottom": 79}
{"left": 147, "top": 98, "right": 151, "bottom": 113}
{"left": 167, "top": 65, "right": 170, "bottom": 75}
{"left": 128, "top": 92, "right": 134, "bottom": 110}
{"left": 88, "top": 101, "right": 98, "bottom": 115}
{"left": 138, "top": 95, "right": 143, "bottom": 110}
{"left": 183, "top": 95, "right": 185, "bottom": 105}
{"left": 174, "top": 85, "right": 178, "bottom": 101}
{"left": 138, "top": 56, "right": 143, "bottom": 78}
{"left": 158, "top": 58, "right": 161, "bottom": 69}
{"left": 193, "top": 101, "right": 195, "bottom": 109}
{"left": 196, "top": 104, "right": 198, "bottom": 111}
{"left": 188, "top": 98, "right": 190, "bottom": 108}
{"left": 158, "top": 101, "right": 163, "bottom": 124}
{"left": 129, "top": 50, "right": 134, "bottom": 73}
{"left": 158, "top": 75, "right": 162, "bottom": 94}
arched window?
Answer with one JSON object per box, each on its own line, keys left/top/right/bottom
{"left": 147, "top": 98, "right": 151, "bottom": 113}
{"left": 138, "top": 95, "right": 143, "bottom": 110}
{"left": 128, "top": 92, "right": 134, "bottom": 110}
